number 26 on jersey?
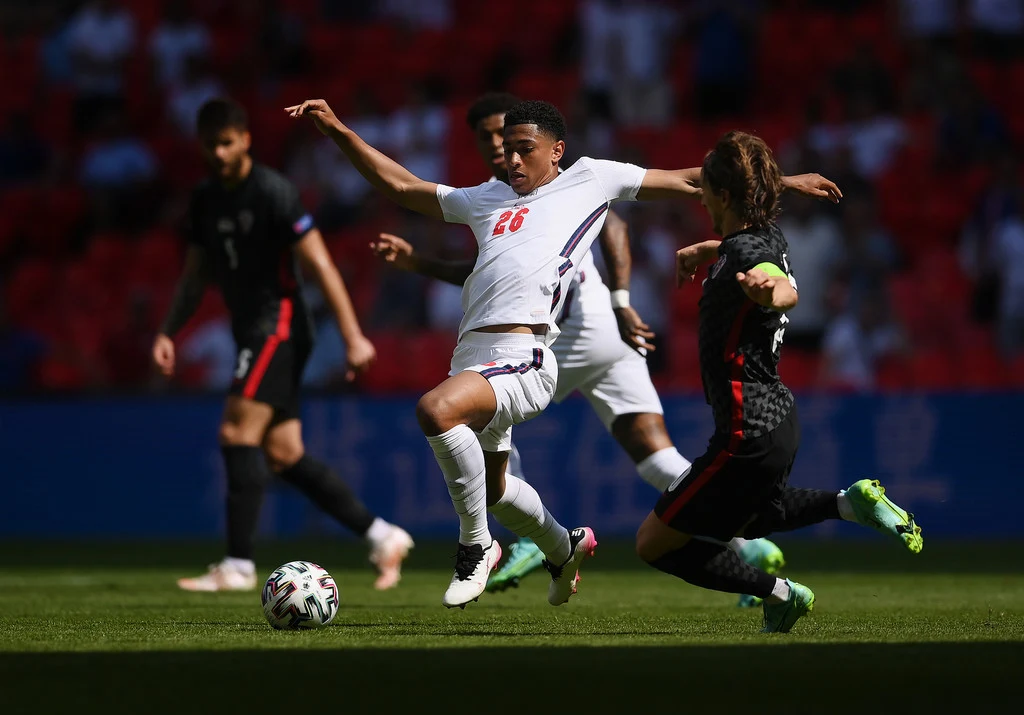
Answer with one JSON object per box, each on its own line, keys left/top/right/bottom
{"left": 492, "top": 208, "right": 530, "bottom": 236}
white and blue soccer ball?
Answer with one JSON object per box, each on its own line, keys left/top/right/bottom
{"left": 261, "top": 561, "right": 339, "bottom": 630}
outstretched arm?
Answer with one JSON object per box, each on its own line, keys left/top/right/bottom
{"left": 636, "top": 168, "right": 703, "bottom": 201}
{"left": 675, "top": 240, "right": 722, "bottom": 287}
{"left": 598, "top": 209, "right": 656, "bottom": 352}
{"left": 782, "top": 174, "right": 842, "bottom": 203}
{"left": 370, "top": 233, "right": 476, "bottom": 287}
{"left": 637, "top": 168, "right": 842, "bottom": 204}
{"left": 295, "top": 229, "right": 376, "bottom": 381}
{"left": 736, "top": 266, "right": 799, "bottom": 312}
{"left": 286, "top": 99, "right": 444, "bottom": 220}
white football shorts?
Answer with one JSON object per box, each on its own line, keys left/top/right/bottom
{"left": 450, "top": 331, "right": 557, "bottom": 452}
{"left": 551, "top": 275, "right": 664, "bottom": 430}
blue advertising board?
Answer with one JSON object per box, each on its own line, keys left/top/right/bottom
{"left": 0, "top": 392, "right": 1016, "bottom": 538}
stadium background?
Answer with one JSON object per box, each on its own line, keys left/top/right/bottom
{"left": 1, "top": 0, "right": 1022, "bottom": 541}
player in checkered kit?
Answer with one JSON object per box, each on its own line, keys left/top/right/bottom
{"left": 636, "top": 131, "right": 923, "bottom": 633}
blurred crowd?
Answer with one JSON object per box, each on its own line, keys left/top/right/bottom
{"left": 1, "top": 0, "right": 1023, "bottom": 395}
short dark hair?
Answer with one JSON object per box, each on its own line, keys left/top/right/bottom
{"left": 196, "top": 98, "right": 248, "bottom": 135}
{"left": 701, "top": 131, "right": 784, "bottom": 228}
{"left": 503, "top": 100, "right": 567, "bottom": 142}
{"left": 466, "top": 92, "right": 521, "bottom": 129}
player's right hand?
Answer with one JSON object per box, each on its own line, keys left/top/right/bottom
{"left": 152, "top": 334, "right": 176, "bottom": 377}
{"left": 613, "top": 306, "right": 657, "bottom": 354}
{"left": 344, "top": 334, "right": 377, "bottom": 382}
{"left": 284, "top": 99, "right": 342, "bottom": 136}
{"left": 370, "top": 233, "right": 416, "bottom": 271}
{"left": 676, "top": 241, "right": 719, "bottom": 287}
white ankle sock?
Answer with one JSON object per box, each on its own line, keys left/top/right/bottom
{"left": 728, "top": 537, "right": 750, "bottom": 552}
{"left": 488, "top": 473, "right": 570, "bottom": 564}
{"left": 770, "top": 578, "right": 791, "bottom": 603}
{"left": 636, "top": 447, "right": 692, "bottom": 492}
{"left": 222, "top": 557, "right": 255, "bottom": 575}
{"left": 425, "top": 425, "right": 491, "bottom": 547}
{"left": 837, "top": 491, "right": 856, "bottom": 521}
{"left": 365, "top": 517, "right": 392, "bottom": 546}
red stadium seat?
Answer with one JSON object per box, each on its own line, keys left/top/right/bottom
{"left": 909, "top": 351, "right": 957, "bottom": 389}
{"left": 358, "top": 332, "right": 411, "bottom": 393}
{"left": 875, "top": 356, "right": 913, "bottom": 391}
{"left": 4, "top": 259, "right": 55, "bottom": 325}
{"left": 666, "top": 327, "right": 701, "bottom": 391}
{"left": 404, "top": 331, "right": 457, "bottom": 392}
{"left": 778, "top": 349, "right": 820, "bottom": 391}
{"left": 958, "top": 340, "right": 1011, "bottom": 389}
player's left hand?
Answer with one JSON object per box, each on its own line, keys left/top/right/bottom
{"left": 345, "top": 334, "right": 377, "bottom": 382}
{"left": 736, "top": 269, "right": 778, "bottom": 306}
{"left": 614, "top": 306, "right": 657, "bottom": 354}
{"left": 370, "top": 233, "right": 416, "bottom": 271}
{"left": 784, "top": 173, "right": 842, "bottom": 204}
{"left": 284, "top": 99, "right": 342, "bottom": 136}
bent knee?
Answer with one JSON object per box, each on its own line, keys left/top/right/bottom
{"left": 416, "top": 392, "right": 459, "bottom": 435}
{"left": 218, "top": 421, "right": 258, "bottom": 447}
{"left": 636, "top": 513, "right": 689, "bottom": 563}
{"left": 264, "top": 441, "right": 304, "bottom": 472}
{"left": 635, "top": 520, "right": 661, "bottom": 563}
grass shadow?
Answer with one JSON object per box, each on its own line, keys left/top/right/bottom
{"left": 5, "top": 641, "right": 1021, "bottom": 714}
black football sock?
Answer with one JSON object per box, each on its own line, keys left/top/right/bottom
{"left": 745, "top": 488, "right": 841, "bottom": 538}
{"left": 279, "top": 455, "right": 376, "bottom": 537}
{"left": 222, "top": 445, "right": 273, "bottom": 560}
{"left": 649, "top": 539, "right": 776, "bottom": 598}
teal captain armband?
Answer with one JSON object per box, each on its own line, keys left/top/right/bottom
{"left": 752, "top": 262, "right": 787, "bottom": 278}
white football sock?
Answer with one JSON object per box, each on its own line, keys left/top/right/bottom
{"left": 636, "top": 447, "right": 692, "bottom": 492}
{"left": 769, "top": 578, "right": 791, "bottom": 603}
{"left": 222, "top": 557, "right": 255, "bottom": 575}
{"left": 488, "top": 473, "right": 570, "bottom": 564}
{"left": 728, "top": 537, "right": 750, "bottom": 552}
{"left": 837, "top": 491, "right": 856, "bottom": 521}
{"left": 425, "top": 425, "right": 491, "bottom": 547}
{"left": 364, "top": 517, "right": 393, "bottom": 546}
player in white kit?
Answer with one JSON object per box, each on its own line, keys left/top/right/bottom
{"left": 287, "top": 96, "right": 840, "bottom": 609}
{"left": 370, "top": 93, "right": 788, "bottom": 604}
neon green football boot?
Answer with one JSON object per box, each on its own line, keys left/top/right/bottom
{"left": 736, "top": 538, "right": 786, "bottom": 608}
{"left": 761, "top": 579, "right": 815, "bottom": 633}
{"left": 485, "top": 538, "right": 545, "bottom": 593}
{"left": 843, "top": 479, "right": 924, "bottom": 554}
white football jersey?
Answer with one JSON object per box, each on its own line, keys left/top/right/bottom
{"left": 436, "top": 157, "right": 645, "bottom": 345}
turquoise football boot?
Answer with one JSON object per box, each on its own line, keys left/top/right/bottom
{"left": 485, "top": 538, "right": 545, "bottom": 593}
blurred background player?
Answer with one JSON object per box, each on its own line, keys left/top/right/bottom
{"left": 370, "top": 92, "right": 786, "bottom": 605}
{"left": 637, "top": 132, "right": 922, "bottom": 633}
{"left": 153, "top": 98, "right": 413, "bottom": 592}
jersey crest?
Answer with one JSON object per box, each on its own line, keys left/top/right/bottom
{"left": 709, "top": 254, "right": 727, "bottom": 280}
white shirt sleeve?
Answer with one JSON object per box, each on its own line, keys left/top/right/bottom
{"left": 580, "top": 157, "right": 647, "bottom": 203}
{"left": 435, "top": 184, "right": 475, "bottom": 224}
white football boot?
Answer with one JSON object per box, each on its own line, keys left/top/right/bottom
{"left": 177, "top": 559, "right": 257, "bottom": 592}
{"left": 442, "top": 540, "right": 502, "bottom": 609}
{"left": 369, "top": 526, "right": 415, "bottom": 590}
{"left": 544, "top": 527, "right": 598, "bottom": 606}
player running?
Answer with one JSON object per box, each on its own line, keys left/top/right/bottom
{"left": 154, "top": 98, "right": 413, "bottom": 593}
{"left": 370, "top": 92, "right": 785, "bottom": 605}
{"left": 635, "top": 131, "right": 923, "bottom": 633}
{"left": 288, "top": 96, "right": 840, "bottom": 610}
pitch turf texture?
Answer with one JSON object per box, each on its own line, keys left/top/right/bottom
{"left": 1, "top": 541, "right": 1021, "bottom": 713}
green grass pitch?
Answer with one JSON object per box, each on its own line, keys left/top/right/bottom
{"left": 1, "top": 540, "right": 1021, "bottom": 713}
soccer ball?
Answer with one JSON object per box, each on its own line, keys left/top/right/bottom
{"left": 261, "top": 561, "right": 339, "bottom": 630}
